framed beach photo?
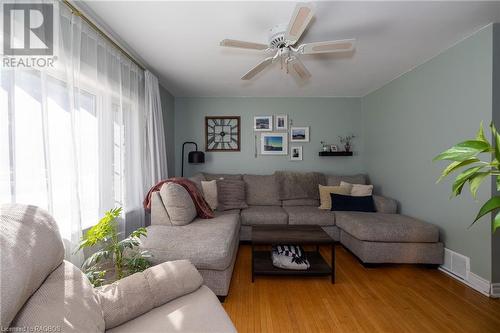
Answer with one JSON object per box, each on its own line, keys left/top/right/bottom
{"left": 275, "top": 114, "right": 288, "bottom": 131}
{"left": 290, "top": 146, "right": 303, "bottom": 161}
{"left": 290, "top": 126, "right": 310, "bottom": 142}
{"left": 260, "top": 133, "right": 288, "bottom": 155}
{"left": 254, "top": 116, "right": 273, "bottom": 131}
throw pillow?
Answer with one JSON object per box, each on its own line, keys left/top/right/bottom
{"left": 318, "top": 185, "right": 352, "bottom": 210}
{"left": 201, "top": 180, "right": 218, "bottom": 210}
{"left": 217, "top": 179, "right": 248, "bottom": 211}
{"left": 160, "top": 183, "right": 197, "bottom": 225}
{"left": 340, "top": 181, "right": 374, "bottom": 196}
{"left": 330, "top": 193, "right": 376, "bottom": 212}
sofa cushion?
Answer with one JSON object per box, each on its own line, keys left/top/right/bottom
{"left": 96, "top": 260, "right": 203, "bottom": 329}
{"left": 0, "top": 204, "right": 65, "bottom": 328}
{"left": 283, "top": 206, "right": 335, "bottom": 226}
{"left": 282, "top": 199, "right": 319, "bottom": 206}
{"left": 335, "top": 212, "right": 439, "bottom": 243}
{"left": 12, "top": 261, "right": 105, "bottom": 332}
{"left": 201, "top": 180, "right": 218, "bottom": 210}
{"left": 217, "top": 179, "right": 248, "bottom": 211}
{"left": 141, "top": 212, "right": 240, "bottom": 270}
{"left": 188, "top": 173, "right": 206, "bottom": 192}
{"left": 330, "top": 194, "right": 376, "bottom": 213}
{"left": 318, "top": 185, "right": 352, "bottom": 210}
{"left": 204, "top": 173, "right": 242, "bottom": 181}
{"left": 275, "top": 171, "right": 326, "bottom": 200}
{"left": 373, "top": 195, "right": 398, "bottom": 214}
{"left": 243, "top": 174, "right": 281, "bottom": 206}
{"left": 160, "top": 183, "right": 197, "bottom": 225}
{"left": 327, "top": 174, "right": 367, "bottom": 186}
{"left": 107, "top": 286, "right": 237, "bottom": 333}
{"left": 340, "top": 181, "right": 374, "bottom": 196}
{"left": 241, "top": 206, "right": 288, "bottom": 225}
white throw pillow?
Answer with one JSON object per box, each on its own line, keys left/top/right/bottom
{"left": 160, "top": 183, "right": 197, "bottom": 225}
{"left": 201, "top": 180, "right": 218, "bottom": 210}
{"left": 340, "top": 181, "right": 374, "bottom": 197}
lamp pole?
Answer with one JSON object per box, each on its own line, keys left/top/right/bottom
{"left": 181, "top": 141, "right": 198, "bottom": 177}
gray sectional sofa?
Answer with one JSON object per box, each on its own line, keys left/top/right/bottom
{"left": 143, "top": 172, "right": 444, "bottom": 298}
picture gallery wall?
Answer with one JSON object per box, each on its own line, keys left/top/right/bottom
{"left": 174, "top": 97, "right": 364, "bottom": 176}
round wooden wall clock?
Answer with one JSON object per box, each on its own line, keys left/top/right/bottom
{"left": 205, "top": 116, "right": 241, "bottom": 151}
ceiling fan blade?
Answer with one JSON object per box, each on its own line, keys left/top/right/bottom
{"left": 300, "top": 39, "right": 356, "bottom": 55}
{"left": 241, "top": 57, "right": 274, "bottom": 80}
{"left": 289, "top": 57, "right": 311, "bottom": 80}
{"left": 284, "top": 3, "right": 314, "bottom": 46}
{"left": 220, "top": 39, "right": 268, "bottom": 50}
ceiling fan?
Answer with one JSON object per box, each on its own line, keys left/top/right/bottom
{"left": 220, "top": 2, "right": 355, "bottom": 81}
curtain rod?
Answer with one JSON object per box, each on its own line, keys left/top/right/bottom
{"left": 61, "top": 0, "right": 146, "bottom": 71}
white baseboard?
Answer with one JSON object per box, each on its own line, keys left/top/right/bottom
{"left": 438, "top": 267, "right": 491, "bottom": 297}
{"left": 491, "top": 283, "right": 500, "bottom": 298}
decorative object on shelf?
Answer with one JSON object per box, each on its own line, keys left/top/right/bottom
{"left": 290, "top": 126, "right": 310, "bottom": 142}
{"left": 291, "top": 146, "right": 303, "bottom": 161}
{"left": 434, "top": 122, "right": 500, "bottom": 233}
{"left": 181, "top": 141, "right": 205, "bottom": 177}
{"left": 330, "top": 144, "right": 338, "bottom": 152}
{"left": 319, "top": 151, "right": 353, "bottom": 156}
{"left": 320, "top": 141, "right": 330, "bottom": 152}
{"left": 275, "top": 114, "right": 288, "bottom": 131}
{"left": 206, "top": 116, "right": 240, "bottom": 152}
{"left": 261, "top": 132, "right": 288, "bottom": 155}
{"left": 76, "top": 207, "right": 151, "bottom": 287}
{"left": 339, "top": 135, "right": 355, "bottom": 152}
{"left": 254, "top": 116, "right": 273, "bottom": 131}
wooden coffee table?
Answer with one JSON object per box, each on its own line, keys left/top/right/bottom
{"left": 251, "top": 225, "right": 335, "bottom": 283}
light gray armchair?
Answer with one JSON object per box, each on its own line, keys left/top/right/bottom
{"left": 0, "top": 204, "right": 237, "bottom": 333}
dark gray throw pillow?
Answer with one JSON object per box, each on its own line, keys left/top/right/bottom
{"left": 217, "top": 179, "right": 248, "bottom": 211}
{"left": 330, "top": 193, "right": 376, "bottom": 212}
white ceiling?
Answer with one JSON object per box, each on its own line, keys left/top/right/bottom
{"left": 81, "top": 1, "right": 500, "bottom": 97}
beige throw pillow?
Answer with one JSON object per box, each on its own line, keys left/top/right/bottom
{"left": 160, "top": 183, "right": 197, "bottom": 225}
{"left": 201, "top": 180, "right": 218, "bottom": 210}
{"left": 318, "top": 185, "right": 352, "bottom": 210}
{"left": 340, "top": 181, "right": 374, "bottom": 196}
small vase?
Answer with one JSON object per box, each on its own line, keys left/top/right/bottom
{"left": 344, "top": 144, "right": 351, "bottom": 152}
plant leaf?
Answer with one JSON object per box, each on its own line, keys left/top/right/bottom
{"left": 494, "top": 212, "right": 500, "bottom": 233}
{"left": 452, "top": 166, "right": 484, "bottom": 197}
{"left": 475, "top": 121, "right": 488, "bottom": 143}
{"left": 433, "top": 140, "right": 491, "bottom": 162}
{"left": 490, "top": 123, "right": 500, "bottom": 163}
{"left": 437, "top": 158, "right": 480, "bottom": 183}
{"left": 472, "top": 196, "right": 500, "bottom": 224}
{"left": 469, "top": 172, "right": 489, "bottom": 199}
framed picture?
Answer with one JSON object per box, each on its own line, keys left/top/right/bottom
{"left": 290, "top": 146, "right": 303, "bottom": 161}
{"left": 205, "top": 116, "right": 241, "bottom": 151}
{"left": 330, "top": 144, "right": 338, "bottom": 152}
{"left": 254, "top": 116, "right": 273, "bottom": 131}
{"left": 260, "top": 133, "right": 288, "bottom": 155}
{"left": 275, "top": 114, "right": 288, "bottom": 131}
{"left": 290, "top": 126, "right": 310, "bottom": 142}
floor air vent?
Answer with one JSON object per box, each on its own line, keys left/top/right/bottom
{"left": 441, "top": 248, "right": 470, "bottom": 280}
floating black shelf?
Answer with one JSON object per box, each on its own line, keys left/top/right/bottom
{"left": 319, "top": 151, "right": 353, "bottom": 156}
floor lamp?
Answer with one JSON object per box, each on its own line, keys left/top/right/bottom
{"left": 181, "top": 141, "right": 205, "bottom": 177}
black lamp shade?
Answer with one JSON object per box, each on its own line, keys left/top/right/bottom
{"left": 188, "top": 151, "right": 205, "bottom": 164}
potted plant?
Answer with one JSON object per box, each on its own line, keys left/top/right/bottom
{"left": 434, "top": 122, "right": 500, "bottom": 233}
{"left": 76, "top": 207, "right": 152, "bottom": 286}
{"left": 339, "top": 135, "right": 355, "bottom": 152}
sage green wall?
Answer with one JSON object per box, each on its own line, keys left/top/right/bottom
{"left": 174, "top": 97, "right": 363, "bottom": 177}
{"left": 362, "top": 26, "right": 493, "bottom": 280}
{"left": 159, "top": 85, "right": 176, "bottom": 177}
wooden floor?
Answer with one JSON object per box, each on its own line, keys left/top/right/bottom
{"left": 223, "top": 245, "right": 500, "bottom": 333}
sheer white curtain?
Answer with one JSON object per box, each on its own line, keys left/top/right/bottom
{"left": 0, "top": 3, "right": 146, "bottom": 264}
{"left": 144, "top": 71, "right": 168, "bottom": 188}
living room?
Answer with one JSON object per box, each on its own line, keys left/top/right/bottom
{"left": 1, "top": 1, "right": 500, "bottom": 332}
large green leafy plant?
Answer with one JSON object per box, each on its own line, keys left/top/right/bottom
{"left": 434, "top": 122, "right": 500, "bottom": 233}
{"left": 76, "top": 207, "right": 152, "bottom": 286}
